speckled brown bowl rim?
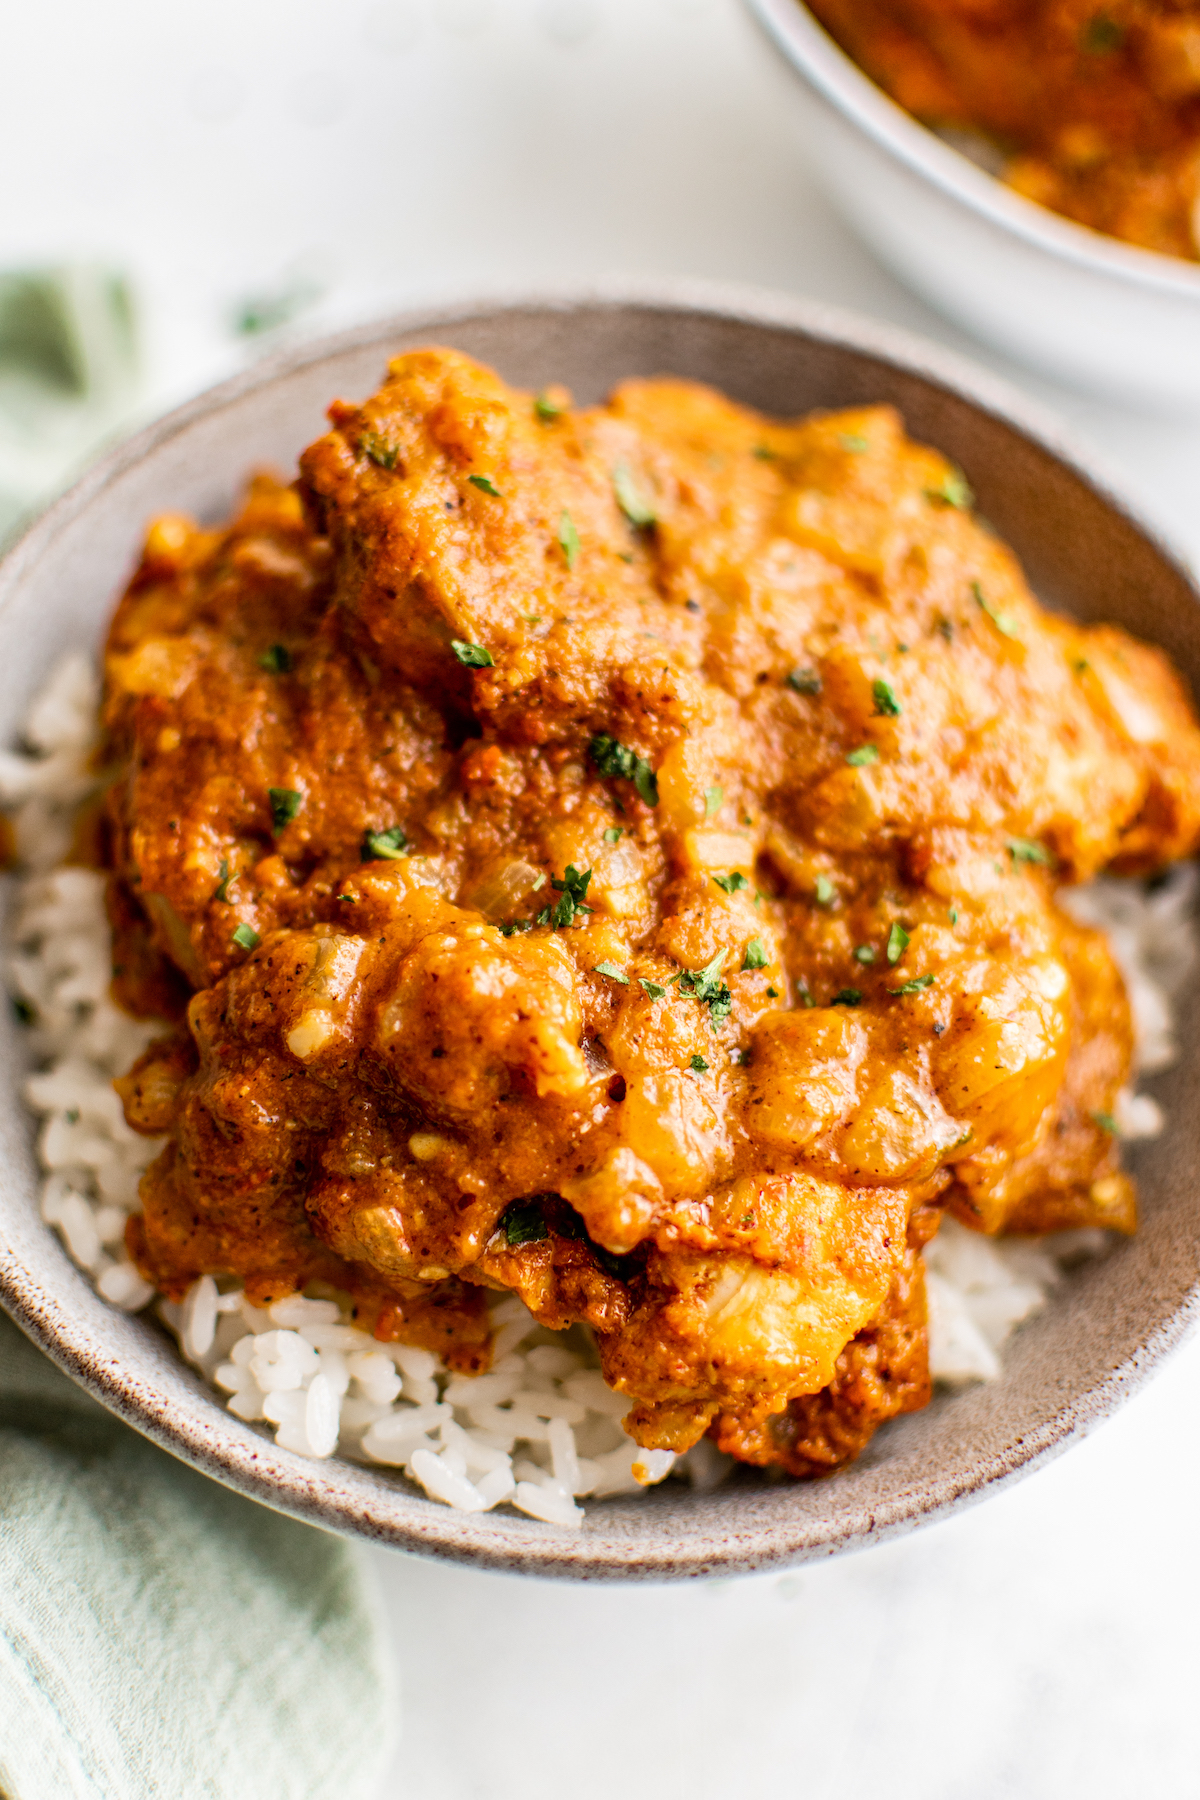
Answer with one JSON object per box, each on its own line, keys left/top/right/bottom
{"left": 1, "top": 281, "right": 1198, "bottom": 1581}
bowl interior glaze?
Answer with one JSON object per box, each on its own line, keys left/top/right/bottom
{"left": 1, "top": 287, "right": 1198, "bottom": 1580}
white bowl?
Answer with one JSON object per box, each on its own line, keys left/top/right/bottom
{"left": 747, "top": 0, "right": 1200, "bottom": 413}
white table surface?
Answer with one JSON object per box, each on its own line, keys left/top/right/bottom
{"left": 5, "top": 4, "right": 1200, "bottom": 1794}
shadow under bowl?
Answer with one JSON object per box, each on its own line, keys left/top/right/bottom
{"left": 1, "top": 283, "right": 1198, "bottom": 1580}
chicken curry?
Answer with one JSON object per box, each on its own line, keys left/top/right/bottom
{"left": 101, "top": 347, "right": 1200, "bottom": 1475}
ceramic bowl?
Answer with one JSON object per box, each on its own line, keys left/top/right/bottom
{"left": 1, "top": 285, "right": 1198, "bottom": 1580}
{"left": 746, "top": 0, "right": 1200, "bottom": 414}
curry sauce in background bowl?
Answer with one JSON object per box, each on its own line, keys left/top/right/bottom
{"left": 747, "top": 0, "right": 1200, "bottom": 412}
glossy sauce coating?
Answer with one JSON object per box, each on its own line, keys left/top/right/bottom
{"left": 105, "top": 348, "right": 1200, "bottom": 1464}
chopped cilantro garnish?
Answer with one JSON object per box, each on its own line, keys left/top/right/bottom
{"left": 268, "top": 787, "right": 302, "bottom": 835}
{"left": 786, "top": 668, "right": 822, "bottom": 696}
{"left": 713, "top": 870, "right": 750, "bottom": 895}
{"left": 361, "top": 825, "right": 408, "bottom": 862}
{"left": 452, "top": 640, "right": 495, "bottom": 668}
{"left": 500, "top": 918, "right": 533, "bottom": 936}
{"left": 752, "top": 444, "right": 777, "bottom": 461}
{"left": 1074, "top": 658, "right": 1090, "bottom": 675}
{"left": 831, "top": 988, "right": 862, "bottom": 1006}
{"left": 335, "top": 892, "right": 358, "bottom": 903}
{"left": 612, "top": 461, "right": 656, "bottom": 527}
{"left": 925, "top": 468, "right": 974, "bottom": 510}
{"left": 704, "top": 784, "right": 724, "bottom": 819}
{"left": 891, "top": 974, "right": 935, "bottom": 995}
{"left": 214, "top": 859, "right": 234, "bottom": 904}
{"left": 361, "top": 432, "right": 398, "bottom": 470}
{"left": 603, "top": 826, "right": 624, "bottom": 844}
{"left": 258, "top": 644, "right": 292, "bottom": 674}
{"left": 742, "top": 937, "right": 768, "bottom": 971}
{"left": 468, "top": 474, "right": 501, "bottom": 497}
{"left": 501, "top": 1200, "right": 549, "bottom": 1246}
{"left": 815, "top": 875, "right": 835, "bottom": 906}
{"left": 766, "top": 986, "right": 778, "bottom": 998}
{"left": 558, "top": 510, "right": 580, "bottom": 570}
{"left": 854, "top": 945, "right": 876, "bottom": 965}
{"left": 640, "top": 979, "right": 667, "bottom": 1000}
{"left": 872, "top": 677, "right": 901, "bottom": 718}
{"left": 594, "top": 961, "right": 629, "bottom": 983}
{"left": 949, "top": 906, "right": 959, "bottom": 925}
{"left": 589, "top": 734, "right": 658, "bottom": 807}
{"left": 887, "top": 921, "right": 909, "bottom": 965}
{"left": 678, "top": 950, "right": 733, "bottom": 1028}
{"left": 1083, "top": 14, "right": 1123, "bottom": 51}
{"left": 232, "top": 922, "right": 261, "bottom": 952}
{"left": 551, "top": 864, "right": 593, "bottom": 928}
{"left": 690, "top": 1054, "right": 709, "bottom": 1072}
{"left": 1092, "top": 1110, "right": 1117, "bottom": 1133}
{"left": 535, "top": 392, "right": 564, "bottom": 422}
{"left": 839, "top": 432, "right": 869, "bottom": 453}
{"left": 846, "top": 744, "right": 879, "bottom": 767}
{"left": 1008, "top": 837, "right": 1054, "bottom": 867}
{"left": 973, "top": 580, "right": 1020, "bottom": 640}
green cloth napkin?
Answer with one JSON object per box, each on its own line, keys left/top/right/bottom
{"left": 0, "top": 1311, "right": 394, "bottom": 1800}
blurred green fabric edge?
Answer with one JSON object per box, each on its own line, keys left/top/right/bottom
{"left": 0, "top": 1310, "right": 395, "bottom": 1800}
{"left": 0, "top": 267, "right": 140, "bottom": 544}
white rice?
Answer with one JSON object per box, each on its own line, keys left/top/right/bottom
{"left": 4, "top": 656, "right": 1191, "bottom": 1520}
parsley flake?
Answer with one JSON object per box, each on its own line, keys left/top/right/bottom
{"left": 535, "top": 392, "right": 564, "bottom": 422}
{"left": 832, "top": 988, "right": 862, "bottom": 1006}
{"left": 214, "top": 859, "right": 234, "bottom": 904}
{"left": 1083, "top": 14, "right": 1123, "bottom": 51}
{"left": 704, "top": 784, "right": 724, "bottom": 819}
{"left": 872, "top": 677, "right": 902, "bottom": 718}
{"left": 973, "top": 581, "right": 1020, "bottom": 640}
{"left": 1092, "top": 1110, "right": 1118, "bottom": 1133}
{"left": 589, "top": 734, "right": 658, "bottom": 807}
{"left": 361, "top": 432, "right": 399, "bottom": 470}
{"left": 815, "top": 875, "right": 835, "bottom": 906}
{"left": 846, "top": 744, "right": 879, "bottom": 767}
{"left": 925, "top": 468, "right": 974, "bottom": 510}
{"left": 594, "top": 961, "right": 629, "bottom": 984}
{"left": 640, "top": 979, "right": 667, "bottom": 1000}
{"left": 742, "top": 937, "right": 768, "bottom": 971}
{"left": 258, "top": 644, "right": 292, "bottom": 674}
{"left": 887, "top": 921, "right": 910, "bottom": 965}
{"left": 752, "top": 444, "right": 777, "bottom": 461}
{"left": 500, "top": 919, "right": 533, "bottom": 937}
{"left": 268, "top": 787, "right": 302, "bottom": 835}
{"left": 713, "top": 870, "right": 750, "bottom": 895}
{"left": 612, "top": 461, "right": 656, "bottom": 528}
{"left": 690, "top": 1054, "right": 709, "bottom": 1073}
{"left": 468, "top": 474, "right": 501, "bottom": 497}
{"left": 501, "top": 1200, "right": 549, "bottom": 1246}
{"left": 452, "top": 640, "right": 495, "bottom": 668}
{"left": 854, "top": 945, "right": 876, "bottom": 965}
{"left": 550, "top": 864, "right": 593, "bottom": 928}
{"left": 949, "top": 906, "right": 959, "bottom": 925}
{"left": 558, "top": 510, "right": 580, "bottom": 570}
{"left": 891, "top": 974, "right": 935, "bottom": 995}
{"left": 362, "top": 826, "right": 409, "bottom": 862}
{"left": 786, "top": 668, "right": 822, "bottom": 696}
{"left": 603, "top": 826, "right": 624, "bottom": 844}
{"left": 839, "top": 432, "right": 869, "bottom": 453}
{"left": 1008, "top": 837, "right": 1054, "bottom": 867}
{"left": 232, "top": 922, "right": 261, "bottom": 952}
{"left": 677, "top": 950, "right": 733, "bottom": 1028}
